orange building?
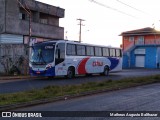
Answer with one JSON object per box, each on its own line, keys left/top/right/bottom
{"left": 120, "top": 27, "right": 160, "bottom": 68}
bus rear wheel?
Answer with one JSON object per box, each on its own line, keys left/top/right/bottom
{"left": 66, "top": 67, "right": 75, "bottom": 79}
{"left": 103, "top": 66, "right": 109, "bottom": 76}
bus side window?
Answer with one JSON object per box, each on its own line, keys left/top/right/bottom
{"left": 56, "top": 49, "right": 60, "bottom": 59}
{"left": 110, "top": 48, "right": 116, "bottom": 57}
{"left": 95, "top": 47, "right": 102, "bottom": 56}
{"left": 116, "top": 49, "right": 121, "bottom": 57}
{"left": 86, "top": 46, "right": 94, "bottom": 56}
{"left": 109, "top": 49, "right": 113, "bottom": 57}
{"left": 55, "top": 43, "right": 65, "bottom": 65}
{"left": 77, "top": 45, "right": 86, "bottom": 56}
{"left": 67, "top": 44, "right": 76, "bottom": 55}
{"left": 102, "top": 48, "right": 109, "bottom": 57}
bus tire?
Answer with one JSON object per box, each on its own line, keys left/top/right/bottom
{"left": 86, "top": 73, "right": 92, "bottom": 76}
{"left": 103, "top": 66, "right": 109, "bottom": 76}
{"left": 66, "top": 67, "right": 75, "bottom": 79}
{"left": 47, "top": 76, "right": 54, "bottom": 80}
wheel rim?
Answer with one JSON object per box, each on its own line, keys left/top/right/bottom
{"left": 67, "top": 69, "right": 73, "bottom": 78}
{"left": 104, "top": 68, "right": 109, "bottom": 76}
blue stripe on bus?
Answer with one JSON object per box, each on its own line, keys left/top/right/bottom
{"left": 108, "top": 58, "right": 119, "bottom": 70}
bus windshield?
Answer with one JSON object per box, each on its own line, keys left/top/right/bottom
{"left": 31, "top": 44, "right": 55, "bottom": 65}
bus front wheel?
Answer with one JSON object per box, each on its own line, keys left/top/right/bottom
{"left": 66, "top": 67, "right": 75, "bottom": 79}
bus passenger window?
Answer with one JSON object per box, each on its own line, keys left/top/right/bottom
{"left": 102, "top": 48, "right": 109, "bottom": 57}
{"left": 67, "top": 44, "right": 76, "bottom": 55}
{"left": 110, "top": 49, "right": 116, "bottom": 57}
{"left": 113, "top": 49, "right": 116, "bottom": 57}
{"left": 109, "top": 49, "right": 113, "bottom": 57}
{"left": 95, "top": 47, "right": 102, "bottom": 56}
{"left": 116, "top": 49, "right": 121, "bottom": 57}
{"left": 86, "top": 46, "right": 94, "bottom": 56}
{"left": 77, "top": 45, "right": 86, "bottom": 56}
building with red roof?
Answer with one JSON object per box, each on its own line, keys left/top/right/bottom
{"left": 120, "top": 27, "right": 160, "bottom": 68}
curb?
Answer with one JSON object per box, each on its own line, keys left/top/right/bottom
{"left": 0, "top": 76, "right": 47, "bottom": 81}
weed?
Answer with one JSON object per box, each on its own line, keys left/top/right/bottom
{"left": 0, "top": 75, "right": 160, "bottom": 106}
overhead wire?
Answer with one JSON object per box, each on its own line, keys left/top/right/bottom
{"left": 116, "top": 0, "right": 146, "bottom": 14}
{"left": 115, "top": 0, "right": 160, "bottom": 27}
{"left": 89, "top": 0, "right": 160, "bottom": 27}
{"left": 115, "top": 0, "right": 153, "bottom": 17}
{"left": 89, "top": 0, "right": 137, "bottom": 18}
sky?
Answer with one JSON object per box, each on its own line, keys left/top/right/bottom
{"left": 37, "top": 0, "right": 160, "bottom": 47}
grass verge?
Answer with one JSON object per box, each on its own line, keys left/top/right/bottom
{"left": 0, "top": 75, "right": 160, "bottom": 107}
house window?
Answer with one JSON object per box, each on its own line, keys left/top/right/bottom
{"left": 19, "top": 8, "right": 30, "bottom": 20}
{"left": 19, "top": 13, "right": 26, "bottom": 20}
{"left": 129, "top": 37, "right": 134, "bottom": 42}
{"left": 40, "top": 13, "right": 48, "bottom": 24}
{"left": 40, "top": 19, "right": 48, "bottom": 24}
{"left": 124, "top": 37, "right": 128, "bottom": 40}
{"left": 137, "top": 36, "right": 144, "bottom": 45}
{"left": 139, "top": 36, "right": 144, "bottom": 41}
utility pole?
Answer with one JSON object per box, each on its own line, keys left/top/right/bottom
{"left": 77, "top": 18, "right": 85, "bottom": 42}
{"left": 17, "top": 0, "right": 31, "bottom": 75}
{"left": 17, "top": 0, "right": 31, "bottom": 46}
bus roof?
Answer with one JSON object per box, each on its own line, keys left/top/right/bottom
{"left": 33, "top": 40, "right": 121, "bottom": 49}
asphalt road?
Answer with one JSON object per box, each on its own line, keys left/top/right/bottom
{"left": 0, "top": 69, "right": 160, "bottom": 94}
{"left": 7, "top": 83, "right": 160, "bottom": 120}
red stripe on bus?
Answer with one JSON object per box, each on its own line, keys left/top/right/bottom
{"left": 78, "top": 57, "right": 90, "bottom": 74}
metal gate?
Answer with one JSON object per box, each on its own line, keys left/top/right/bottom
{"left": 135, "top": 55, "right": 145, "bottom": 67}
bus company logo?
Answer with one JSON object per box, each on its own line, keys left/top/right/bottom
{"left": 2, "top": 112, "right": 11, "bottom": 117}
{"left": 92, "top": 61, "right": 103, "bottom": 67}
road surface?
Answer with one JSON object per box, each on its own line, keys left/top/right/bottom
{"left": 0, "top": 69, "right": 160, "bottom": 94}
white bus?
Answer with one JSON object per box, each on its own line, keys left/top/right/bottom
{"left": 29, "top": 40, "right": 122, "bottom": 78}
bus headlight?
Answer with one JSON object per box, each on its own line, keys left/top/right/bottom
{"left": 46, "top": 64, "right": 52, "bottom": 70}
{"left": 29, "top": 62, "right": 32, "bottom": 68}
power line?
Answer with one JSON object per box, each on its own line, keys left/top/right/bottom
{"left": 116, "top": 0, "right": 148, "bottom": 15}
{"left": 89, "top": 0, "right": 137, "bottom": 18}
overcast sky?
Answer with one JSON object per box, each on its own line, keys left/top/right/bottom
{"left": 37, "top": 0, "right": 160, "bottom": 47}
